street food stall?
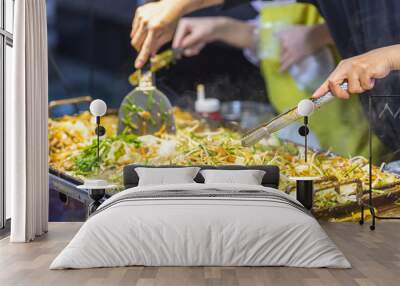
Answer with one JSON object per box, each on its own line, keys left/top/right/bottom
{"left": 48, "top": 93, "right": 400, "bottom": 222}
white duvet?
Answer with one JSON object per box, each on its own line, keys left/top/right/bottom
{"left": 50, "top": 183, "right": 351, "bottom": 269}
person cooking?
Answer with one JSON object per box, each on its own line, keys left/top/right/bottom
{"left": 131, "top": 0, "right": 400, "bottom": 160}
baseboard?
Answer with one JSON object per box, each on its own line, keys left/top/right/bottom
{"left": 0, "top": 218, "right": 11, "bottom": 239}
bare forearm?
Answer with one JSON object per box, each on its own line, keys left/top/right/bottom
{"left": 383, "top": 44, "right": 400, "bottom": 71}
{"left": 182, "top": 0, "right": 225, "bottom": 14}
{"left": 214, "top": 17, "right": 255, "bottom": 49}
{"left": 311, "top": 24, "right": 333, "bottom": 49}
{"left": 315, "top": 24, "right": 334, "bottom": 46}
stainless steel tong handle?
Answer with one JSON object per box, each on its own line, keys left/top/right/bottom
{"left": 241, "top": 82, "right": 348, "bottom": 147}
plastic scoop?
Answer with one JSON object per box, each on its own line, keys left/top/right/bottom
{"left": 118, "top": 66, "right": 175, "bottom": 136}
{"left": 117, "top": 49, "right": 184, "bottom": 136}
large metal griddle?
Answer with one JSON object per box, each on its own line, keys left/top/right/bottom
{"left": 48, "top": 97, "right": 400, "bottom": 221}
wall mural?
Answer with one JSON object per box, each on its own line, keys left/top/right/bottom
{"left": 47, "top": 2, "right": 400, "bottom": 223}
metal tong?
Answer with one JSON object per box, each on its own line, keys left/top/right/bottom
{"left": 241, "top": 82, "right": 348, "bottom": 147}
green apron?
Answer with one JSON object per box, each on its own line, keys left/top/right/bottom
{"left": 259, "top": 3, "right": 385, "bottom": 158}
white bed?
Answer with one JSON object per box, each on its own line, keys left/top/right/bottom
{"left": 50, "top": 183, "right": 351, "bottom": 269}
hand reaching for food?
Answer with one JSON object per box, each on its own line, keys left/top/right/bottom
{"left": 131, "top": 0, "right": 223, "bottom": 68}
{"left": 172, "top": 17, "right": 220, "bottom": 57}
{"left": 172, "top": 17, "right": 256, "bottom": 57}
{"left": 312, "top": 45, "right": 400, "bottom": 99}
{"left": 276, "top": 24, "right": 333, "bottom": 72}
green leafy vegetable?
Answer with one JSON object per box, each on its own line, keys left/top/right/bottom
{"left": 73, "top": 134, "right": 141, "bottom": 176}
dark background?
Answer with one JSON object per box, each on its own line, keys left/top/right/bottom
{"left": 48, "top": 0, "right": 268, "bottom": 115}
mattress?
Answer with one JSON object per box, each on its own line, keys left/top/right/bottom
{"left": 50, "top": 183, "right": 351, "bottom": 269}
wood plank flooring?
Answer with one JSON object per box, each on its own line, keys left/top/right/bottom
{"left": 0, "top": 222, "right": 399, "bottom": 286}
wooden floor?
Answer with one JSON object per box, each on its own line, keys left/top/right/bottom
{"left": 0, "top": 222, "right": 399, "bottom": 286}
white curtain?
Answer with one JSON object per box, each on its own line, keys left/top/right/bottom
{"left": 8, "top": 0, "right": 49, "bottom": 242}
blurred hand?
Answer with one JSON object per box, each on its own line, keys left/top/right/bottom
{"left": 172, "top": 17, "right": 222, "bottom": 57}
{"left": 173, "top": 17, "right": 255, "bottom": 57}
{"left": 131, "top": 0, "right": 186, "bottom": 68}
{"left": 312, "top": 45, "right": 400, "bottom": 99}
{"left": 276, "top": 24, "right": 332, "bottom": 72}
{"left": 131, "top": 0, "right": 223, "bottom": 68}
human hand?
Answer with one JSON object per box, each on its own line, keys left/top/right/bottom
{"left": 172, "top": 17, "right": 223, "bottom": 57}
{"left": 131, "top": 0, "right": 223, "bottom": 68}
{"left": 173, "top": 17, "right": 255, "bottom": 57}
{"left": 276, "top": 24, "right": 332, "bottom": 72}
{"left": 131, "top": 0, "right": 193, "bottom": 68}
{"left": 312, "top": 45, "right": 400, "bottom": 99}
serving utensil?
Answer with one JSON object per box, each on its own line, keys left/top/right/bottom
{"left": 117, "top": 49, "right": 183, "bottom": 135}
{"left": 118, "top": 68, "right": 175, "bottom": 135}
{"left": 241, "top": 82, "right": 348, "bottom": 147}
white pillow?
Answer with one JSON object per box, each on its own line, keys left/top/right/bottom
{"left": 136, "top": 167, "right": 200, "bottom": 186}
{"left": 200, "top": 169, "right": 266, "bottom": 185}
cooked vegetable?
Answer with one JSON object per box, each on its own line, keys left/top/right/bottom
{"left": 74, "top": 134, "right": 141, "bottom": 176}
{"left": 128, "top": 50, "right": 178, "bottom": 86}
{"left": 49, "top": 108, "right": 400, "bottom": 221}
